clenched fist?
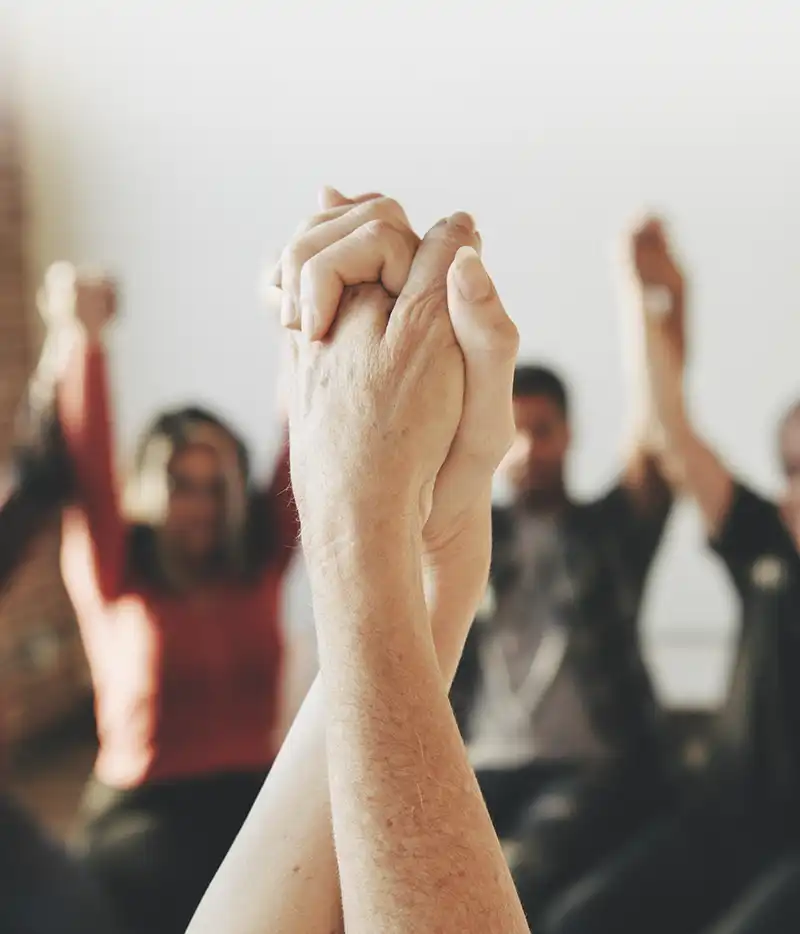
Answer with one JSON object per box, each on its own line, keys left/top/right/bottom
{"left": 287, "top": 213, "right": 475, "bottom": 544}
{"left": 74, "top": 275, "right": 117, "bottom": 342}
{"left": 38, "top": 263, "right": 117, "bottom": 343}
{"left": 630, "top": 217, "right": 687, "bottom": 366}
{"left": 274, "top": 189, "right": 519, "bottom": 618}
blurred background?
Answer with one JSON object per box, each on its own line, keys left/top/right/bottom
{"left": 1, "top": 0, "right": 798, "bottom": 837}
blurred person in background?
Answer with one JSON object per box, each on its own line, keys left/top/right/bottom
{"left": 26, "top": 265, "right": 298, "bottom": 934}
{"left": 0, "top": 299, "right": 119, "bottom": 933}
{"left": 544, "top": 220, "right": 800, "bottom": 934}
{"left": 451, "top": 235, "right": 684, "bottom": 922}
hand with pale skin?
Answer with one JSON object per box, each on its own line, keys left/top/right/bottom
{"left": 28, "top": 267, "right": 117, "bottom": 414}
{"left": 38, "top": 264, "right": 117, "bottom": 341}
{"left": 622, "top": 216, "right": 688, "bottom": 453}
{"left": 630, "top": 216, "right": 687, "bottom": 365}
{"left": 280, "top": 188, "right": 516, "bottom": 614}
{"left": 286, "top": 189, "right": 524, "bottom": 934}
{"left": 186, "top": 191, "right": 524, "bottom": 934}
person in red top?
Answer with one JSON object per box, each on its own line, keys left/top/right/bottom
{"left": 37, "top": 264, "right": 297, "bottom": 934}
{"left": 0, "top": 287, "right": 120, "bottom": 934}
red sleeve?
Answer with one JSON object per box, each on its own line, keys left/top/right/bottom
{"left": 57, "top": 338, "right": 127, "bottom": 600}
{"left": 256, "top": 435, "right": 298, "bottom": 576}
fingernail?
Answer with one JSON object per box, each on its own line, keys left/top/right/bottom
{"left": 280, "top": 291, "right": 300, "bottom": 329}
{"left": 453, "top": 246, "right": 492, "bottom": 302}
{"left": 450, "top": 212, "right": 476, "bottom": 234}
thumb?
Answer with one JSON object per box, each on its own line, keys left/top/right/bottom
{"left": 446, "top": 246, "right": 519, "bottom": 467}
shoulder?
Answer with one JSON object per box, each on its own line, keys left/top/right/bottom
{"left": 712, "top": 483, "right": 793, "bottom": 559}
{"left": 566, "top": 488, "right": 627, "bottom": 532}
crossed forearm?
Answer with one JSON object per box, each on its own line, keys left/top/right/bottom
{"left": 639, "top": 314, "right": 733, "bottom": 534}
{"left": 187, "top": 496, "right": 512, "bottom": 934}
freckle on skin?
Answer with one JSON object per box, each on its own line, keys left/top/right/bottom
{"left": 292, "top": 865, "right": 301, "bottom": 874}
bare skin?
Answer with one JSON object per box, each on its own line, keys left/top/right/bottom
{"left": 630, "top": 217, "right": 735, "bottom": 537}
{"left": 186, "top": 190, "right": 526, "bottom": 934}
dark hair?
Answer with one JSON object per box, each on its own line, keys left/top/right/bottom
{"left": 134, "top": 405, "right": 251, "bottom": 482}
{"left": 512, "top": 364, "right": 570, "bottom": 417}
{"left": 127, "top": 405, "right": 278, "bottom": 589}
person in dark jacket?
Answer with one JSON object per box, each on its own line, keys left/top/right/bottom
{"left": 452, "top": 344, "right": 679, "bottom": 923}
{"left": 542, "top": 220, "right": 800, "bottom": 934}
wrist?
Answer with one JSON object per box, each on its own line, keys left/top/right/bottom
{"left": 79, "top": 324, "right": 106, "bottom": 349}
{"left": 294, "top": 472, "right": 423, "bottom": 547}
{"left": 301, "top": 501, "right": 422, "bottom": 585}
{"left": 304, "top": 506, "right": 429, "bottom": 668}
{"left": 422, "top": 488, "right": 493, "bottom": 673}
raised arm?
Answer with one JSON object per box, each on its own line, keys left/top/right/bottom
{"left": 188, "top": 194, "right": 525, "bottom": 934}
{"left": 291, "top": 209, "right": 525, "bottom": 933}
{"left": 0, "top": 329, "right": 77, "bottom": 591}
{"left": 48, "top": 269, "right": 127, "bottom": 600}
{"left": 616, "top": 216, "right": 687, "bottom": 522}
{"left": 629, "top": 218, "right": 734, "bottom": 537}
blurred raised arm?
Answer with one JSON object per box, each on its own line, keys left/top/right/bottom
{"left": 629, "top": 218, "right": 734, "bottom": 536}
{"left": 50, "top": 270, "right": 128, "bottom": 601}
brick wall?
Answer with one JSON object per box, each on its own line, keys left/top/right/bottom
{"left": 0, "top": 77, "right": 91, "bottom": 749}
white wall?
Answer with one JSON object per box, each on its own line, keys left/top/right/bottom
{"left": 7, "top": 0, "right": 800, "bottom": 707}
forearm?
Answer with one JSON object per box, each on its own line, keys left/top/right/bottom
{"left": 640, "top": 318, "right": 733, "bottom": 534}
{"left": 310, "top": 508, "right": 526, "bottom": 934}
{"left": 188, "top": 499, "right": 493, "bottom": 934}
{"left": 57, "top": 333, "right": 127, "bottom": 596}
{"left": 57, "top": 333, "right": 112, "bottom": 488}
{"left": 660, "top": 414, "right": 733, "bottom": 537}
{"left": 186, "top": 680, "right": 342, "bottom": 934}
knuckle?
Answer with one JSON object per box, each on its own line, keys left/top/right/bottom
{"left": 407, "top": 283, "right": 447, "bottom": 325}
{"left": 500, "top": 317, "right": 521, "bottom": 358}
{"left": 484, "top": 313, "right": 520, "bottom": 360}
{"left": 365, "top": 196, "right": 407, "bottom": 228}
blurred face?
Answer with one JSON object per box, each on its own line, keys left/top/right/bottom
{"left": 780, "top": 413, "right": 800, "bottom": 545}
{"left": 164, "top": 444, "right": 227, "bottom": 561}
{"left": 498, "top": 394, "right": 570, "bottom": 497}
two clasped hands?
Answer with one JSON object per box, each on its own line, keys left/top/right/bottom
{"left": 187, "top": 189, "right": 528, "bottom": 934}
